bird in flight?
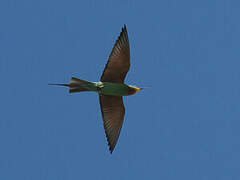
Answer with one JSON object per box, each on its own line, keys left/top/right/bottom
{"left": 49, "top": 25, "right": 142, "bottom": 153}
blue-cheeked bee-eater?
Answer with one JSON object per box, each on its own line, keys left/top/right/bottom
{"left": 50, "top": 25, "right": 142, "bottom": 153}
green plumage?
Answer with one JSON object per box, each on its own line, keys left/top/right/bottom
{"left": 75, "top": 81, "right": 133, "bottom": 96}
{"left": 95, "top": 82, "right": 130, "bottom": 96}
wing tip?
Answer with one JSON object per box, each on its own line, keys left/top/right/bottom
{"left": 106, "top": 132, "right": 116, "bottom": 154}
{"left": 108, "top": 144, "right": 115, "bottom": 154}
{"left": 122, "top": 24, "right": 127, "bottom": 33}
{"left": 109, "top": 146, "right": 114, "bottom": 154}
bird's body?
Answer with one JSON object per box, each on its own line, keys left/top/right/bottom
{"left": 49, "top": 25, "right": 142, "bottom": 153}
{"left": 99, "top": 82, "right": 140, "bottom": 96}
{"left": 66, "top": 80, "right": 140, "bottom": 96}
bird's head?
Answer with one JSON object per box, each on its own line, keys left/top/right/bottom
{"left": 127, "top": 85, "right": 143, "bottom": 95}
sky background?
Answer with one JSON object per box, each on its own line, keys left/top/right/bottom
{"left": 0, "top": 0, "right": 240, "bottom": 179}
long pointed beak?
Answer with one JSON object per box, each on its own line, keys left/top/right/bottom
{"left": 139, "top": 86, "right": 151, "bottom": 90}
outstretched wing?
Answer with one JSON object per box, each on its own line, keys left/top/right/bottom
{"left": 99, "top": 94, "right": 125, "bottom": 153}
{"left": 100, "top": 25, "right": 130, "bottom": 83}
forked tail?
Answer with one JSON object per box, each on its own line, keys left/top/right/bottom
{"left": 49, "top": 77, "right": 92, "bottom": 93}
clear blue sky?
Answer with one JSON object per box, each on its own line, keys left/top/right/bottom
{"left": 0, "top": 0, "right": 239, "bottom": 179}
